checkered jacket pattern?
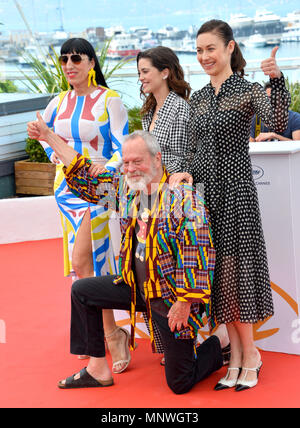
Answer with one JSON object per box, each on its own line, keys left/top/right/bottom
{"left": 142, "top": 91, "right": 191, "bottom": 173}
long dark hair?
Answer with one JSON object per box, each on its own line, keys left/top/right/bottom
{"left": 197, "top": 20, "right": 246, "bottom": 77}
{"left": 60, "top": 38, "right": 108, "bottom": 87}
{"left": 137, "top": 46, "right": 191, "bottom": 116}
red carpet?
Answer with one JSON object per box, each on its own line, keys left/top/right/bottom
{"left": 0, "top": 238, "right": 300, "bottom": 408}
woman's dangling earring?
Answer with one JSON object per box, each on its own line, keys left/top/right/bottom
{"left": 88, "top": 68, "right": 97, "bottom": 87}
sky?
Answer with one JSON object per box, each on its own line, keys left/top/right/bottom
{"left": 1, "top": 0, "right": 300, "bottom": 34}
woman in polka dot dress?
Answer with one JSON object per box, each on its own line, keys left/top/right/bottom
{"left": 171, "top": 20, "right": 290, "bottom": 391}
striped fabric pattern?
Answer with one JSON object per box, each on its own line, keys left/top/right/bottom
{"left": 40, "top": 87, "right": 128, "bottom": 279}
{"left": 64, "top": 155, "right": 216, "bottom": 351}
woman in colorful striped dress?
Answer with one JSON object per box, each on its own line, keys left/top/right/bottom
{"left": 40, "top": 38, "right": 131, "bottom": 373}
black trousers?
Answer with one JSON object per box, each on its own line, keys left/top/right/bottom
{"left": 70, "top": 275, "right": 223, "bottom": 394}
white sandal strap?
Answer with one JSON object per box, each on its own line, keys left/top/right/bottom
{"left": 242, "top": 367, "right": 257, "bottom": 372}
{"left": 105, "top": 326, "right": 124, "bottom": 339}
{"left": 112, "top": 358, "right": 130, "bottom": 368}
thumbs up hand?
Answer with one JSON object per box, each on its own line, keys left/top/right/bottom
{"left": 260, "top": 46, "right": 281, "bottom": 79}
{"left": 27, "top": 111, "right": 50, "bottom": 141}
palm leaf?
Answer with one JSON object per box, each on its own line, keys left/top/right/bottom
{"left": 18, "top": 36, "right": 139, "bottom": 111}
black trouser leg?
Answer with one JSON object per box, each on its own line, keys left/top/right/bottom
{"left": 70, "top": 275, "right": 223, "bottom": 394}
{"left": 152, "top": 311, "right": 223, "bottom": 394}
{"left": 70, "top": 275, "right": 146, "bottom": 357}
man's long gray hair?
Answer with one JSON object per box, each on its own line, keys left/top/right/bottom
{"left": 123, "top": 130, "right": 161, "bottom": 157}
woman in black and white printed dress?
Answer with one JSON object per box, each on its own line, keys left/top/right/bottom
{"left": 136, "top": 46, "right": 191, "bottom": 358}
{"left": 171, "top": 20, "right": 290, "bottom": 391}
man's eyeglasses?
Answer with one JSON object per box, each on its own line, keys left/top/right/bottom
{"left": 59, "top": 54, "right": 84, "bottom": 65}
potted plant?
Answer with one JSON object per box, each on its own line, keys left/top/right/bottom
{"left": 14, "top": 136, "right": 56, "bottom": 196}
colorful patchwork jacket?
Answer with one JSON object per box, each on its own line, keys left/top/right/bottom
{"left": 64, "top": 154, "right": 216, "bottom": 352}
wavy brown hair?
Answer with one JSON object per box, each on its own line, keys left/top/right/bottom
{"left": 197, "top": 19, "right": 246, "bottom": 77}
{"left": 137, "top": 46, "right": 191, "bottom": 116}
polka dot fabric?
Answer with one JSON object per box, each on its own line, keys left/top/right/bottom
{"left": 187, "top": 73, "right": 290, "bottom": 324}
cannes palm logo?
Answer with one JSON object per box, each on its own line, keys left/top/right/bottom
{"left": 0, "top": 320, "right": 6, "bottom": 344}
{"left": 252, "top": 165, "right": 264, "bottom": 180}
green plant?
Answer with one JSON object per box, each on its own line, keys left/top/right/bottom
{"left": 25, "top": 137, "right": 50, "bottom": 163}
{"left": 285, "top": 78, "right": 300, "bottom": 113}
{"left": 98, "top": 37, "right": 134, "bottom": 84}
{"left": 0, "top": 79, "right": 18, "bottom": 93}
{"left": 19, "top": 47, "right": 69, "bottom": 94}
{"left": 19, "top": 38, "right": 133, "bottom": 94}
{"left": 128, "top": 106, "right": 142, "bottom": 133}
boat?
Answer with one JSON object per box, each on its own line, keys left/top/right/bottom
{"left": 17, "top": 44, "right": 49, "bottom": 66}
{"left": 243, "top": 33, "right": 267, "bottom": 48}
{"left": 156, "top": 25, "right": 179, "bottom": 39}
{"left": 130, "top": 27, "right": 159, "bottom": 50}
{"left": 106, "top": 36, "right": 140, "bottom": 59}
{"left": 282, "top": 23, "right": 300, "bottom": 42}
{"left": 253, "top": 10, "right": 283, "bottom": 44}
{"left": 174, "top": 37, "right": 196, "bottom": 54}
{"left": 281, "top": 10, "right": 300, "bottom": 42}
{"left": 230, "top": 10, "right": 283, "bottom": 46}
{"left": 229, "top": 13, "right": 254, "bottom": 39}
{"left": 281, "top": 10, "right": 300, "bottom": 27}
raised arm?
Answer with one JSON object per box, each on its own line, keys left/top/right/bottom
{"left": 252, "top": 47, "right": 291, "bottom": 133}
{"left": 27, "top": 111, "right": 78, "bottom": 167}
{"left": 38, "top": 95, "right": 62, "bottom": 163}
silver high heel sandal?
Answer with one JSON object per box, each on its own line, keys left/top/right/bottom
{"left": 214, "top": 367, "right": 241, "bottom": 391}
{"left": 235, "top": 361, "right": 263, "bottom": 391}
{"left": 105, "top": 326, "right": 131, "bottom": 374}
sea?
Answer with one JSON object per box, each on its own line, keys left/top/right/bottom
{"left": 109, "top": 41, "right": 300, "bottom": 108}
{"left": 1, "top": 0, "right": 300, "bottom": 108}
{"left": 1, "top": 39, "right": 300, "bottom": 109}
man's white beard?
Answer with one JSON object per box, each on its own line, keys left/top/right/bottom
{"left": 125, "top": 164, "right": 156, "bottom": 192}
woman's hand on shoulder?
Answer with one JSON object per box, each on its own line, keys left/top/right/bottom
{"left": 260, "top": 46, "right": 281, "bottom": 79}
{"left": 169, "top": 172, "right": 193, "bottom": 188}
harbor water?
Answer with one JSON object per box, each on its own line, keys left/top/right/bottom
{"left": 0, "top": 41, "right": 300, "bottom": 109}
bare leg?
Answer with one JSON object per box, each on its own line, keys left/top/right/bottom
{"left": 72, "top": 210, "right": 129, "bottom": 373}
{"left": 72, "top": 209, "right": 94, "bottom": 278}
{"left": 224, "top": 323, "right": 243, "bottom": 381}
{"left": 233, "top": 321, "right": 261, "bottom": 382}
